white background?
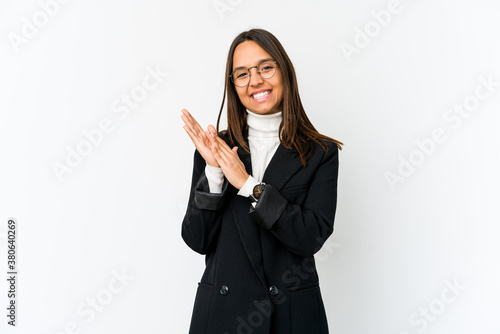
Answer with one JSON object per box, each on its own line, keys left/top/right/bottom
{"left": 1, "top": 0, "right": 499, "bottom": 333}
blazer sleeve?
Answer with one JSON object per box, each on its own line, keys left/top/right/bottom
{"left": 249, "top": 142, "right": 339, "bottom": 257}
{"left": 181, "top": 148, "right": 229, "bottom": 255}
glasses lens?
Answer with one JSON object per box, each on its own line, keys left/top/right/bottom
{"left": 258, "top": 60, "right": 277, "bottom": 79}
{"left": 232, "top": 69, "right": 250, "bottom": 87}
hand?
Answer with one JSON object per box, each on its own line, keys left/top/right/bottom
{"left": 207, "top": 130, "right": 249, "bottom": 190}
{"left": 181, "top": 108, "right": 218, "bottom": 167}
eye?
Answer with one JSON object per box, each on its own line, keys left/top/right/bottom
{"left": 236, "top": 72, "right": 248, "bottom": 79}
{"left": 232, "top": 68, "right": 247, "bottom": 78}
{"left": 259, "top": 61, "right": 276, "bottom": 73}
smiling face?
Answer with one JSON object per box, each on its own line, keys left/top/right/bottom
{"left": 232, "top": 40, "right": 284, "bottom": 115}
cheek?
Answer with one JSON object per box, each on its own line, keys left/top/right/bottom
{"left": 236, "top": 88, "right": 248, "bottom": 100}
{"left": 274, "top": 84, "right": 284, "bottom": 101}
{"left": 272, "top": 76, "right": 284, "bottom": 98}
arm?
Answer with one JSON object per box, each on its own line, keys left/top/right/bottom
{"left": 181, "top": 149, "right": 229, "bottom": 254}
{"left": 250, "top": 143, "right": 339, "bottom": 257}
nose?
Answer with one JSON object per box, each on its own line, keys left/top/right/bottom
{"left": 249, "top": 67, "right": 264, "bottom": 86}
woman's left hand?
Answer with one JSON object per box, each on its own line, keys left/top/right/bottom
{"left": 207, "top": 126, "right": 249, "bottom": 190}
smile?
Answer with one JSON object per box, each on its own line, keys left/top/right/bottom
{"left": 251, "top": 90, "right": 272, "bottom": 102}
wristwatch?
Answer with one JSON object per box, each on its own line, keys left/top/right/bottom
{"left": 249, "top": 182, "right": 266, "bottom": 202}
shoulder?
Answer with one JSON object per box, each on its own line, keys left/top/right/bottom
{"left": 321, "top": 138, "right": 340, "bottom": 150}
{"left": 312, "top": 137, "right": 340, "bottom": 158}
{"left": 307, "top": 138, "right": 339, "bottom": 169}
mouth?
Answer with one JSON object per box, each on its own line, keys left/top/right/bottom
{"left": 250, "top": 89, "right": 272, "bottom": 102}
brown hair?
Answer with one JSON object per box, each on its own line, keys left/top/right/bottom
{"left": 216, "top": 28, "right": 343, "bottom": 166}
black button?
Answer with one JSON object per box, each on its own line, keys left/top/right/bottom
{"left": 269, "top": 285, "right": 279, "bottom": 296}
{"left": 219, "top": 285, "right": 229, "bottom": 296}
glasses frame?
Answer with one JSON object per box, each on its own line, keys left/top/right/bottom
{"left": 229, "top": 59, "right": 278, "bottom": 88}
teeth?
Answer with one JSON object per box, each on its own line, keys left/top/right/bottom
{"left": 252, "top": 91, "right": 270, "bottom": 99}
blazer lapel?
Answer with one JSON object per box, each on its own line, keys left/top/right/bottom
{"left": 229, "top": 140, "right": 307, "bottom": 288}
{"left": 229, "top": 144, "right": 268, "bottom": 287}
{"left": 262, "top": 144, "right": 304, "bottom": 190}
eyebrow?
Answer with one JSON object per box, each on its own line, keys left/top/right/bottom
{"left": 233, "top": 58, "right": 274, "bottom": 71}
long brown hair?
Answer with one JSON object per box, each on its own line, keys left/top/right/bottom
{"left": 216, "top": 29, "right": 343, "bottom": 166}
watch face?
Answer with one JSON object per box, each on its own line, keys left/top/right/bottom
{"left": 253, "top": 183, "right": 265, "bottom": 198}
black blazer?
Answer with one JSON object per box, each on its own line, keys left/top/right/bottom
{"left": 182, "top": 134, "right": 339, "bottom": 334}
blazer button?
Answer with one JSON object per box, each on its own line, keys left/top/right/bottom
{"left": 269, "top": 285, "right": 279, "bottom": 296}
{"left": 219, "top": 285, "right": 229, "bottom": 296}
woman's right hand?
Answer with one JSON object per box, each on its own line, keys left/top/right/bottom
{"left": 181, "top": 108, "right": 219, "bottom": 167}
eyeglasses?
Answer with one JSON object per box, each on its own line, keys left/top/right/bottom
{"left": 230, "top": 59, "right": 278, "bottom": 88}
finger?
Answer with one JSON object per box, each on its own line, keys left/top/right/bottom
{"left": 207, "top": 135, "right": 219, "bottom": 154}
{"left": 181, "top": 114, "right": 201, "bottom": 138}
{"left": 210, "top": 138, "right": 232, "bottom": 165}
{"left": 183, "top": 124, "right": 202, "bottom": 145}
{"left": 183, "top": 117, "right": 204, "bottom": 139}
{"left": 181, "top": 109, "right": 195, "bottom": 127}
{"left": 205, "top": 131, "right": 229, "bottom": 153}
{"left": 182, "top": 117, "right": 201, "bottom": 139}
{"left": 214, "top": 137, "right": 233, "bottom": 155}
{"left": 181, "top": 108, "right": 197, "bottom": 123}
{"left": 215, "top": 145, "right": 236, "bottom": 167}
{"left": 213, "top": 141, "right": 230, "bottom": 160}
{"left": 181, "top": 109, "right": 205, "bottom": 137}
{"left": 183, "top": 121, "right": 209, "bottom": 149}
{"left": 211, "top": 143, "right": 225, "bottom": 166}
{"left": 205, "top": 125, "right": 217, "bottom": 142}
{"left": 207, "top": 124, "right": 217, "bottom": 137}
{"left": 213, "top": 136, "right": 229, "bottom": 148}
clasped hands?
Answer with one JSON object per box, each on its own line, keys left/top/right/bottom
{"left": 181, "top": 108, "right": 249, "bottom": 190}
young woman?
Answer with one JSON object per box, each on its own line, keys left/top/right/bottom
{"left": 181, "top": 28, "right": 343, "bottom": 334}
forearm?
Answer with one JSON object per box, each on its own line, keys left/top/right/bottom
{"left": 181, "top": 149, "right": 228, "bottom": 254}
{"left": 249, "top": 145, "right": 339, "bottom": 257}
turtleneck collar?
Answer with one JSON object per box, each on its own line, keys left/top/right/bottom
{"left": 246, "top": 109, "right": 282, "bottom": 138}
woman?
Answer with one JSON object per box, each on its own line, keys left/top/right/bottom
{"left": 181, "top": 28, "right": 343, "bottom": 334}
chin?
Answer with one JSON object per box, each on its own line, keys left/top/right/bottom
{"left": 248, "top": 104, "right": 280, "bottom": 115}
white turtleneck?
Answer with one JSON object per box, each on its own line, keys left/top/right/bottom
{"left": 205, "top": 109, "right": 282, "bottom": 197}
